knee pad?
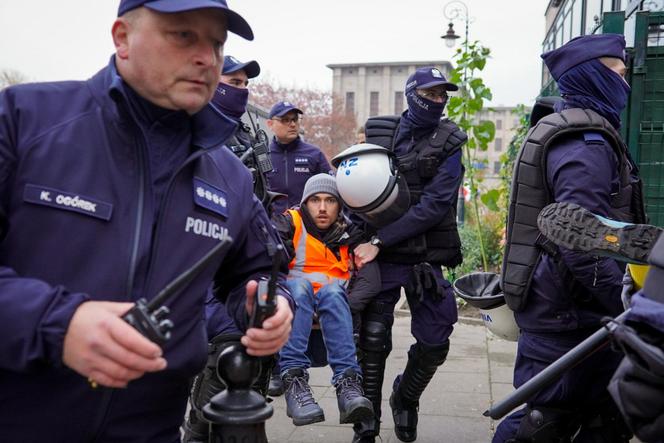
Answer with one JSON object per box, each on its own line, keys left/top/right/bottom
{"left": 360, "top": 320, "right": 390, "bottom": 353}
{"left": 409, "top": 341, "right": 449, "bottom": 367}
{"left": 514, "top": 406, "right": 579, "bottom": 442}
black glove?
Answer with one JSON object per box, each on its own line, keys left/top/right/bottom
{"left": 608, "top": 322, "right": 664, "bottom": 442}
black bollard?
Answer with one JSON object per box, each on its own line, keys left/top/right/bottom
{"left": 203, "top": 343, "right": 273, "bottom": 443}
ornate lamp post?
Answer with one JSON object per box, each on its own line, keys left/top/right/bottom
{"left": 442, "top": 1, "right": 470, "bottom": 225}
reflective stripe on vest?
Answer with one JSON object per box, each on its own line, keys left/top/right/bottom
{"left": 287, "top": 209, "right": 350, "bottom": 293}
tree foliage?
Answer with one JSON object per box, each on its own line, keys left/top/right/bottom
{"left": 446, "top": 41, "right": 495, "bottom": 271}
{"left": 250, "top": 81, "right": 357, "bottom": 160}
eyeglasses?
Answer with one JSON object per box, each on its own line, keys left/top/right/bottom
{"left": 272, "top": 116, "right": 300, "bottom": 125}
{"left": 416, "top": 89, "right": 449, "bottom": 100}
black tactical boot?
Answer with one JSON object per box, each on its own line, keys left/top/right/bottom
{"left": 334, "top": 369, "right": 374, "bottom": 424}
{"left": 282, "top": 368, "right": 325, "bottom": 426}
{"left": 538, "top": 202, "right": 662, "bottom": 264}
{"left": 390, "top": 342, "right": 449, "bottom": 442}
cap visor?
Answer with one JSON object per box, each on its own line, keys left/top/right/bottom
{"left": 276, "top": 107, "right": 303, "bottom": 117}
{"left": 418, "top": 80, "right": 459, "bottom": 92}
{"left": 233, "top": 60, "right": 260, "bottom": 78}
{"left": 145, "top": 0, "right": 254, "bottom": 40}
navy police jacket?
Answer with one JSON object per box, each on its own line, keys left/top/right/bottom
{"left": 266, "top": 136, "right": 331, "bottom": 214}
{"left": 516, "top": 133, "right": 625, "bottom": 334}
{"left": 0, "top": 59, "right": 286, "bottom": 442}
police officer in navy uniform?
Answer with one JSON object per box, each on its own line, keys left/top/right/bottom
{"left": 351, "top": 67, "right": 467, "bottom": 443}
{"left": 0, "top": 1, "right": 293, "bottom": 442}
{"left": 496, "top": 34, "right": 645, "bottom": 442}
{"left": 266, "top": 101, "right": 332, "bottom": 215}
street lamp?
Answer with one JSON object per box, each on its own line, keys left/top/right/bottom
{"left": 442, "top": 1, "right": 470, "bottom": 225}
{"left": 441, "top": 0, "right": 470, "bottom": 50}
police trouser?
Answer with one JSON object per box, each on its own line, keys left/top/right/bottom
{"left": 354, "top": 262, "right": 457, "bottom": 437}
{"left": 493, "top": 331, "right": 632, "bottom": 443}
{"left": 182, "top": 333, "right": 275, "bottom": 442}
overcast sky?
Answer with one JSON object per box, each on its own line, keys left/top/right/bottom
{"left": 0, "top": 0, "right": 549, "bottom": 107}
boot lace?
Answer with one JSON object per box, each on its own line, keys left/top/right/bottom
{"left": 288, "top": 375, "right": 317, "bottom": 407}
{"left": 336, "top": 374, "right": 364, "bottom": 401}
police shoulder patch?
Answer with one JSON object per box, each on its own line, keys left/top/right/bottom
{"left": 193, "top": 177, "right": 229, "bottom": 218}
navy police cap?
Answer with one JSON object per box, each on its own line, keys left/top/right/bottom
{"left": 269, "top": 101, "right": 304, "bottom": 119}
{"left": 118, "top": 0, "right": 254, "bottom": 41}
{"left": 405, "top": 67, "right": 458, "bottom": 94}
{"left": 541, "top": 33, "right": 625, "bottom": 81}
{"left": 222, "top": 56, "right": 261, "bottom": 78}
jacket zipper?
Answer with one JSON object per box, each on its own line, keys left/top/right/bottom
{"left": 142, "top": 147, "right": 215, "bottom": 299}
{"left": 126, "top": 135, "right": 148, "bottom": 298}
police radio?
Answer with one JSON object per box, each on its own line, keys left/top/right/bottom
{"left": 252, "top": 129, "right": 273, "bottom": 175}
{"left": 123, "top": 234, "right": 233, "bottom": 345}
{"left": 249, "top": 243, "right": 283, "bottom": 328}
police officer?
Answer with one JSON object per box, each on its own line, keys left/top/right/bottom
{"left": 212, "top": 55, "right": 261, "bottom": 152}
{"left": 0, "top": 2, "right": 293, "bottom": 442}
{"left": 536, "top": 202, "right": 664, "bottom": 442}
{"left": 497, "top": 34, "right": 646, "bottom": 442}
{"left": 266, "top": 101, "right": 332, "bottom": 215}
{"left": 210, "top": 55, "right": 279, "bottom": 211}
{"left": 349, "top": 67, "right": 467, "bottom": 443}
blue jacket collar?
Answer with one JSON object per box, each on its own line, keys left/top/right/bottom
{"left": 272, "top": 136, "right": 301, "bottom": 152}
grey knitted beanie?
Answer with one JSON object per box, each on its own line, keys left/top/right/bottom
{"left": 300, "top": 173, "right": 340, "bottom": 204}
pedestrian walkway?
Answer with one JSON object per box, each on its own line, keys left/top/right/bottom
{"left": 266, "top": 315, "right": 518, "bottom": 442}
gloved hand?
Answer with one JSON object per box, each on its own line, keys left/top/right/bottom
{"left": 621, "top": 267, "right": 635, "bottom": 311}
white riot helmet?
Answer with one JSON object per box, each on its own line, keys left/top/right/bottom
{"left": 331, "top": 143, "right": 410, "bottom": 228}
{"left": 453, "top": 272, "right": 519, "bottom": 342}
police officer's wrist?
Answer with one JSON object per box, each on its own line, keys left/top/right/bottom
{"left": 370, "top": 235, "right": 383, "bottom": 250}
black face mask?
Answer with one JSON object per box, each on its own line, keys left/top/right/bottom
{"left": 405, "top": 91, "right": 446, "bottom": 130}
{"left": 210, "top": 83, "right": 249, "bottom": 120}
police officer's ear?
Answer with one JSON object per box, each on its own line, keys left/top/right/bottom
{"left": 113, "top": 9, "right": 143, "bottom": 60}
{"left": 112, "top": 18, "right": 131, "bottom": 60}
{"left": 266, "top": 118, "right": 274, "bottom": 131}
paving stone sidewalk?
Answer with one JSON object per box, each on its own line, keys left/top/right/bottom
{"left": 265, "top": 314, "right": 517, "bottom": 443}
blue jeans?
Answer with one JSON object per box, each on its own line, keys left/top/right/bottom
{"left": 280, "top": 278, "right": 361, "bottom": 384}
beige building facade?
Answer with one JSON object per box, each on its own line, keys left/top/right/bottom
{"left": 474, "top": 106, "right": 529, "bottom": 190}
{"left": 327, "top": 61, "right": 453, "bottom": 128}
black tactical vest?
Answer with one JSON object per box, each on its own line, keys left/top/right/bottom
{"left": 501, "top": 108, "right": 647, "bottom": 312}
{"left": 365, "top": 116, "right": 466, "bottom": 267}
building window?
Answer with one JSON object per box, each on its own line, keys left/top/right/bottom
{"left": 496, "top": 119, "right": 502, "bottom": 130}
{"left": 370, "top": 91, "right": 379, "bottom": 117}
{"left": 394, "top": 91, "right": 404, "bottom": 114}
{"left": 493, "top": 161, "right": 501, "bottom": 174}
{"left": 346, "top": 92, "right": 355, "bottom": 114}
{"left": 495, "top": 137, "right": 503, "bottom": 152}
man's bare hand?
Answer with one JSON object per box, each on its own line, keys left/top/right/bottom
{"left": 354, "top": 242, "right": 380, "bottom": 269}
{"left": 242, "top": 280, "right": 292, "bottom": 356}
{"left": 63, "top": 301, "right": 167, "bottom": 388}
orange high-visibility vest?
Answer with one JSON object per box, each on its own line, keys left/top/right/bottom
{"left": 287, "top": 209, "right": 350, "bottom": 293}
